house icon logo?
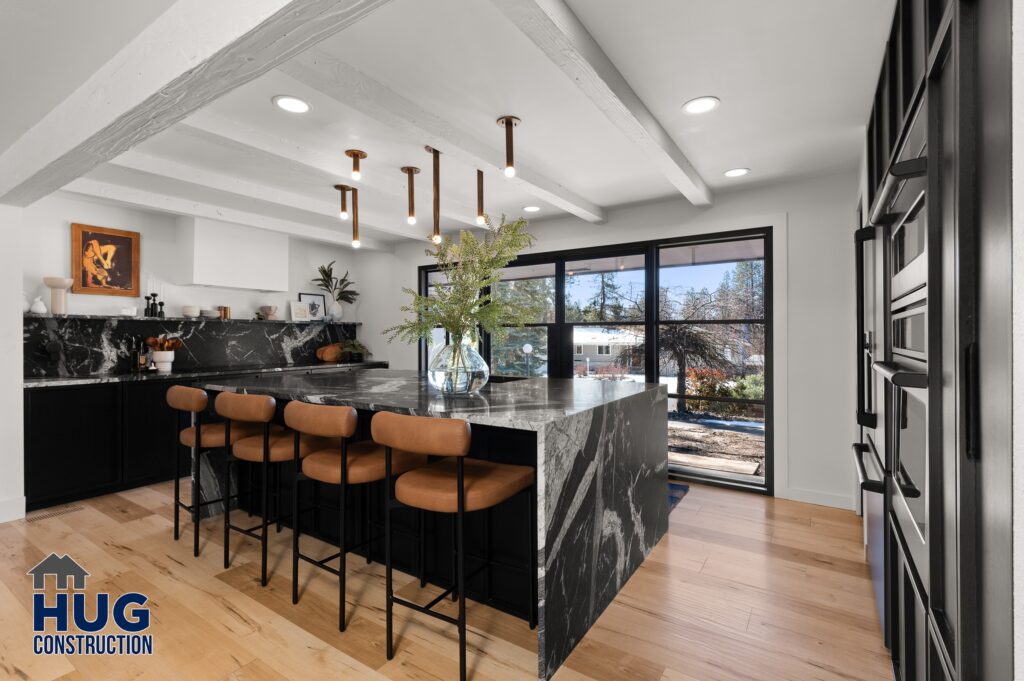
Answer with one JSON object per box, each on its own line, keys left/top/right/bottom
{"left": 26, "top": 553, "right": 153, "bottom": 656}
{"left": 26, "top": 554, "right": 90, "bottom": 591}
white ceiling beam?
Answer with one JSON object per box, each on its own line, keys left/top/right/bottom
{"left": 107, "top": 150, "right": 423, "bottom": 240}
{"left": 490, "top": 0, "right": 712, "bottom": 207}
{"left": 180, "top": 111, "right": 480, "bottom": 228}
{"left": 0, "top": 0, "right": 393, "bottom": 207}
{"left": 280, "top": 50, "right": 608, "bottom": 223}
{"left": 62, "top": 178, "right": 390, "bottom": 252}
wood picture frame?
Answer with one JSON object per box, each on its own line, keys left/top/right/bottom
{"left": 71, "top": 223, "right": 140, "bottom": 297}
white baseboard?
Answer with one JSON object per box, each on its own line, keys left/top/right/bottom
{"left": 0, "top": 495, "right": 26, "bottom": 524}
{"left": 776, "top": 487, "right": 856, "bottom": 511}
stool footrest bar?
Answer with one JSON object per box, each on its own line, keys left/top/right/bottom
{"left": 392, "top": 596, "right": 460, "bottom": 626}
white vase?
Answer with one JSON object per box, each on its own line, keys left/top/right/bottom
{"left": 327, "top": 301, "right": 344, "bottom": 321}
{"left": 29, "top": 297, "right": 47, "bottom": 314}
{"left": 151, "top": 350, "right": 175, "bottom": 373}
{"left": 43, "top": 277, "right": 73, "bottom": 315}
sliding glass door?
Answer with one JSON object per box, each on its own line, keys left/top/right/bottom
{"left": 419, "top": 228, "right": 772, "bottom": 492}
{"left": 657, "top": 237, "right": 769, "bottom": 487}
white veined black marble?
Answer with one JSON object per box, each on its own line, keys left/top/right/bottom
{"left": 23, "top": 314, "right": 358, "bottom": 378}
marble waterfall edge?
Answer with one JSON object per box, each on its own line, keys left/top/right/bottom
{"left": 536, "top": 386, "right": 668, "bottom": 679}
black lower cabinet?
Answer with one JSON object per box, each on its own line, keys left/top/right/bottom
{"left": 25, "top": 384, "right": 122, "bottom": 508}
{"left": 890, "top": 522, "right": 927, "bottom": 681}
{"left": 25, "top": 379, "right": 188, "bottom": 510}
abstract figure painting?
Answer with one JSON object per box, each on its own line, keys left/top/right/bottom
{"left": 71, "top": 223, "right": 140, "bottom": 297}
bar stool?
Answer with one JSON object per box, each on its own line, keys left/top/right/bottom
{"left": 216, "top": 392, "right": 331, "bottom": 586}
{"left": 284, "top": 401, "right": 428, "bottom": 631}
{"left": 372, "top": 411, "right": 538, "bottom": 681}
{"left": 166, "top": 386, "right": 261, "bottom": 557}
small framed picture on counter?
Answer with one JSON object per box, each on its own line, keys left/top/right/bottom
{"left": 298, "top": 292, "right": 326, "bottom": 320}
{"left": 289, "top": 300, "right": 311, "bottom": 321}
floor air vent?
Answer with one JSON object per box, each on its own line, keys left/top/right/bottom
{"left": 26, "top": 504, "right": 84, "bottom": 523}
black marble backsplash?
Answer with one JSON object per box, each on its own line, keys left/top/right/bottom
{"left": 24, "top": 315, "right": 358, "bottom": 378}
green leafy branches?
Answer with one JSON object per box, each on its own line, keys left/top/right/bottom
{"left": 385, "top": 217, "right": 538, "bottom": 345}
{"left": 313, "top": 261, "right": 361, "bottom": 304}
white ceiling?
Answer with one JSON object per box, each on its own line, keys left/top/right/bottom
{"left": 0, "top": 0, "right": 174, "bottom": 154}
{"left": 4, "top": 0, "right": 895, "bottom": 247}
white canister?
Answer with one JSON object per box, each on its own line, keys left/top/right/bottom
{"left": 151, "top": 350, "right": 175, "bottom": 373}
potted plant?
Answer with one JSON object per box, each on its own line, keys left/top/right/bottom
{"left": 145, "top": 335, "right": 182, "bottom": 373}
{"left": 385, "top": 217, "right": 538, "bottom": 394}
{"left": 312, "top": 261, "right": 360, "bottom": 320}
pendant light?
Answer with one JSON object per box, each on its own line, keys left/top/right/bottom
{"left": 333, "top": 184, "right": 350, "bottom": 220}
{"left": 476, "top": 169, "right": 486, "bottom": 225}
{"left": 427, "top": 146, "right": 442, "bottom": 244}
{"left": 497, "top": 115, "right": 521, "bottom": 178}
{"left": 351, "top": 187, "right": 361, "bottom": 249}
{"left": 345, "top": 149, "right": 367, "bottom": 181}
{"left": 401, "top": 166, "right": 420, "bottom": 225}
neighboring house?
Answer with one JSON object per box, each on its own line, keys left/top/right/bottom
{"left": 27, "top": 553, "right": 90, "bottom": 590}
{"left": 572, "top": 327, "right": 643, "bottom": 375}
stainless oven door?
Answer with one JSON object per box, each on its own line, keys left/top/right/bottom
{"left": 891, "top": 382, "right": 928, "bottom": 588}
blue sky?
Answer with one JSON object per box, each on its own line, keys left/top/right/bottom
{"left": 566, "top": 262, "right": 736, "bottom": 308}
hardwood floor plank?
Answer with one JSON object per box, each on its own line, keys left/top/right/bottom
{"left": 0, "top": 483, "right": 889, "bottom": 681}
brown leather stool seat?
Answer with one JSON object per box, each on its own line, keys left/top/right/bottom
{"left": 395, "top": 458, "right": 534, "bottom": 513}
{"left": 303, "top": 442, "right": 427, "bottom": 485}
{"left": 179, "top": 421, "right": 266, "bottom": 448}
{"left": 232, "top": 429, "right": 330, "bottom": 462}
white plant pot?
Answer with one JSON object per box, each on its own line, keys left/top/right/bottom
{"left": 151, "top": 350, "right": 175, "bottom": 373}
{"left": 327, "top": 301, "right": 344, "bottom": 321}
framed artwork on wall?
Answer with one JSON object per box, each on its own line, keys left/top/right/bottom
{"left": 298, "top": 292, "right": 327, "bottom": 320}
{"left": 290, "top": 300, "right": 311, "bottom": 321}
{"left": 71, "top": 223, "right": 140, "bottom": 297}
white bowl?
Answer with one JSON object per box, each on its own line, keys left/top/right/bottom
{"left": 181, "top": 305, "right": 200, "bottom": 318}
{"left": 200, "top": 309, "right": 220, "bottom": 318}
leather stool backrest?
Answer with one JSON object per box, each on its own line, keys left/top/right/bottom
{"left": 371, "top": 411, "right": 471, "bottom": 457}
{"left": 215, "top": 392, "right": 276, "bottom": 423}
{"left": 166, "top": 385, "right": 208, "bottom": 413}
{"left": 284, "top": 401, "right": 357, "bottom": 438}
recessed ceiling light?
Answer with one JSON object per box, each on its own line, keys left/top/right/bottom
{"left": 723, "top": 168, "right": 750, "bottom": 178}
{"left": 272, "top": 95, "right": 310, "bottom": 114}
{"left": 682, "top": 96, "right": 720, "bottom": 115}
{"left": 523, "top": 206, "right": 540, "bottom": 213}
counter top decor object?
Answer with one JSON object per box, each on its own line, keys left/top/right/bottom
{"left": 181, "top": 305, "right": 199, "bottom": 318}
{"left": 298, "top": 292, "right": 326, "bottom": 320}
{"left": 289, "top": 300, "right": 310, "bottom": 321}
{"left": 258, "top": 305, "right": 278, "bottom": 320}
{"left": 385, "top": 217, "right": 537, "bottom": 394}
{"left": 42, "top": 277, "right": 74, "bottom": 315}
{"left": 29, "top": 297, "right": 47, "bottom": 314}
{"left": 71, "top": 223, "right": 140, "bottom": 297}
{"left": 200, "top": 309, "right": 219, "bottom": 318}
{"left": 312, "top": 260, "right": 359, "bottom": 320}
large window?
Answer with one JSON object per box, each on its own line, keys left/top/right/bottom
{"left": 418, "top": 229, "right": 772, "bottom": 492}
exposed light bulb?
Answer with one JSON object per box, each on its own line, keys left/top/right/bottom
{"left": 431, "top": 233, "right": 442, "bottom": 244}
{"left": 351, "top": 170, "right": 362, "bottom": 181}
{"left": 352, "top": 239, "right": 361, "bottom": 249}
{"left": 504, "top": 166, "right": 516, "bottom": 178}
{"left": 476, "top": 215, "right": 486, "bottom": 225}
{"left": 339, "top": 210, "right": 349, "bottom": 220}
{"left": 407, "top": 215, "right": 417, "bottom": 225}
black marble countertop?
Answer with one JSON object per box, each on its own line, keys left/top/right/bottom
{"left": 196, "top": 368, "right": 665, "bottom": 431}
{"left": 23, "top": 361, "right": 388, "bottom": 389}
{"left": 24, "top": 313, "right": 360, "bottom": 325}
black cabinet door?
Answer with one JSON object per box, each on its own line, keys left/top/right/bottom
{"left": 122, "top": 380, "right": 186, "bottom": 484}
{"left": 25, "top": 384, "right": 121, "bottom": 508}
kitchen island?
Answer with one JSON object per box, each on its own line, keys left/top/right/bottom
{"left": 197, "top": 368, "right": 668, "bottom": 680}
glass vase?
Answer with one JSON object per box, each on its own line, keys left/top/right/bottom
{"left": 427, "top": 338, "right": 490, "bottom": 394}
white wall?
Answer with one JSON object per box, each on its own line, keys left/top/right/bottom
{"left": 20, "top": 192, "right": 359, "bottom": 323}
{"left": 0, "top": 205, "right": 24, "bottom": 522}
{"left": 356, "top": 170, "right": 860, "bottom": 509}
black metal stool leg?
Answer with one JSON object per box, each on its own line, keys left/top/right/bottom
{"left": 338, "top": 440, "right": 348, "bottom": 632}
{"left": 292, "top": 432, "right": 301, "bottom": 605}
{"left": 451, "top": 514, "right": 458, "bottom": 601}
{"left": 248, "top": 462, "right": 254, "bottom": 518}
{"left": 275, "top": 464, "right": 283, "bottom": 533}
{"left": 365, "top": 483, "right": 372, "bottom": 564}
{"left": 261, "top": 453, "right": 270, "bottom": 587}
{"left": 485, "top": 507, "right": 492, "bottom": 602}
{"left": 385, "top": 448, "right": 394, "bottom": 659}
{"left": 173, "top": 438, "right": 182, "bottom": 541}
{"left": 418, "top": 509, "right": 426, "bottom": 588}
{"left": 456, "top": 459, "right": 466, "bottom": 681}
{"left": 192, "top": 445, "right": 201, "bottom": 557}
{"left": 223, "top": 454, "right": 231, "bottom": 569}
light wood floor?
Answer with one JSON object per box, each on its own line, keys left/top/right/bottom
{"left": 0, "top": 481, "right": 892, "bottom": 681}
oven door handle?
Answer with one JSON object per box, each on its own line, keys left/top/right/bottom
{"left": 852, "top": 443, "right": 885, "bottom": 494}
{"left": 872, "top": 361, "right": 928, "bottom": 388}
{"left": 869, "top": 156, "right": 928, "bottom": 227}
{"left": 895, "top": 461, "right": 922, "bottom": 499}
